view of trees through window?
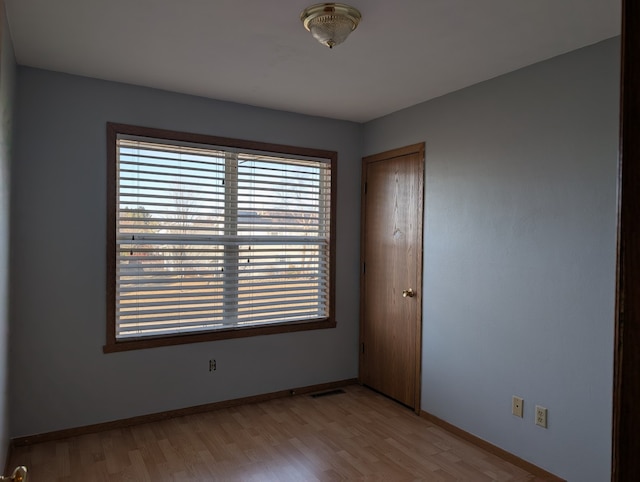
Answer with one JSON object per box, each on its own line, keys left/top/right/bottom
{"left": 114, "top": 135, "right": 332, "bottom": 340}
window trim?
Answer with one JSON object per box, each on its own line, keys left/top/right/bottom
{"left": 105, "top": 123, "right": 337, "bottom": 353}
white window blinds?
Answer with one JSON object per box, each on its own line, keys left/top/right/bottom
{"left": 115, "top": 136, "right": 332, "bottom": 339}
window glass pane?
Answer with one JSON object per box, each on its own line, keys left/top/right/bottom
{"left": 113, "top": 134, "right": 332, "bottom": 341}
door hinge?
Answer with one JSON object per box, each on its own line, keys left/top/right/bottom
{"left": 363, "top": 262, "right": 366, "bottom": 274}
{"left": 364, "top": 182, "right": 367, "bottom": 194}
{"left": 361, "top": 342, "right": 365, "bottom": 354}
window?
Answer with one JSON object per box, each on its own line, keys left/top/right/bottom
{"left": 105, "top": 124, "right": 336, "bottom": 352}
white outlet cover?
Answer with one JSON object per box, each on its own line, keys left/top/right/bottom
{"left": 535, "top": 405, "right": 548, "bottom": 428}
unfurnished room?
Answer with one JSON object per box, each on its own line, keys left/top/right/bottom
{"left": 0, "top": 1, "right": 638, "bottom": 481}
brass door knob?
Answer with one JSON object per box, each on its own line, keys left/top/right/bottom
{"left": 402, "top": 289, "right": 415, "bottom": 298}
{"left": 0, "top": 466, "right": 27, "bottom": 482}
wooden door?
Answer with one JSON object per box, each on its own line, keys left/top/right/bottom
{"left": 613, "top": 0, "right": 640, "bottom": 479}
{"left": 360, "top": 143, "right": 424, "bottom": 410}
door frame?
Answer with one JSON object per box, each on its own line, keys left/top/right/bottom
{"left": 359, "top": 143, "right": 425, "bottom": 413}
{"left": 612, "top": 0, "right": 639, "bottom": 479}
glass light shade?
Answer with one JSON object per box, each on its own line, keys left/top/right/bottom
{"left": 301, "top": 3, "right": 362, "bottom": 48}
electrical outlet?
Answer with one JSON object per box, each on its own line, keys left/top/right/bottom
{"left": 209, "top": 359, "right": 217, "bottom": 372}
{"left": 512, "top": 396, "right": 524, "bottom": 418}
{"left": 535, "top": 405, "right": 547, "bottom": 428}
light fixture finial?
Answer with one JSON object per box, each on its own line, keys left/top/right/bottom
{"left": 301, "top": 3, "right": 362, "bottom": 49}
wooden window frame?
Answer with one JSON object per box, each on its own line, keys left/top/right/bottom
{"left": 104, "top": 123, "right": 337, "bottom": 353}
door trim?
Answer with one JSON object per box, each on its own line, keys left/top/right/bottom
{"left": 359, "top": 142, "right": 425, "bottom": 413}
{"left": 612, "top": 0, "right": 639, "bottom": 479}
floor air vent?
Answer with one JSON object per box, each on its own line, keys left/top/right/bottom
{"left": 310, "top": 389, "right": 346, "bottom": 398}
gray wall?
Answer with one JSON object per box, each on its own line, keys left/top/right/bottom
{"left": 0, "top": 4, "right": 15, "bottom": 468}
{"left": 9, "top": 68, "right": 362, "bottom": 437}
{"left": 363, "top": 38, "right": 619, "bottom": 481}
{"left": 8, "top": 36, "right": 620, "bottom": 481}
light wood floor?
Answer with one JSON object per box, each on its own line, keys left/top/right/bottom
{"left": 8, "top": 385, "right": 546, "bottom": 481}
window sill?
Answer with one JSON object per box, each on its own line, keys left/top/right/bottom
{"left": 103, "top": 318, "right": 336, "bottom": 353}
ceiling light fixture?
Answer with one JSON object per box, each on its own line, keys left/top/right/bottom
{"left": 301, "top": 3, "right": 362, "bottom": 49}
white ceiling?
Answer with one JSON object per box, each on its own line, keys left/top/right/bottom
{"left": 5, "top": 0, "right": 621, "bottom": 123}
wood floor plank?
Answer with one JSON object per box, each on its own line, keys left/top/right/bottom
{"left": 8, "top": 385, "right": 554, "bottom": 481}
